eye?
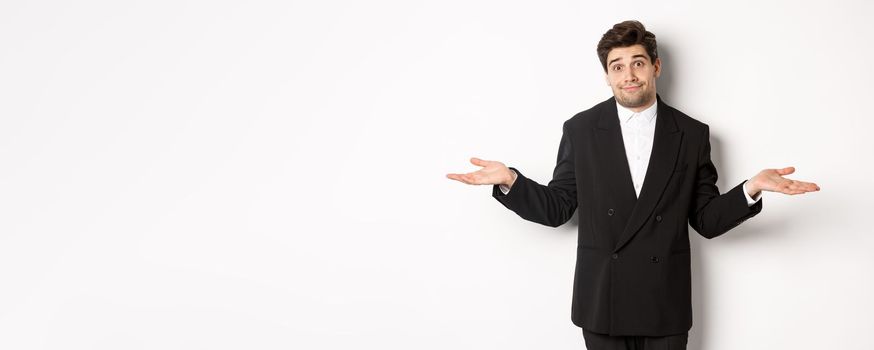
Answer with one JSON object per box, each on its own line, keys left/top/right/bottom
{"left": 612, "top": 65, "right": 622, "bottom": 72}
{"left": 633, "top": 61, "right": 644, "bottom": 67}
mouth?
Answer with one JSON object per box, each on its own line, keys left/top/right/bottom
{"left": 622, "top": 85, "right": 642, "bottom": 92}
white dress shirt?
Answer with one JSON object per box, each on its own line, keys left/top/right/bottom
{"left": 500, "top": 102, "right": 762, "bottom": 206}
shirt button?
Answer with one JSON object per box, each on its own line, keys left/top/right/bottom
{"left": 607, "top": 209, "right": 614, "bottom": 216}
{"left": 656, "top": 215, "right": 662, "bottom": 222}
{"left": 612, "top": 253, "right": 619, "bottom": 259}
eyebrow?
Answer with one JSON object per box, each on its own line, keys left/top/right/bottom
{"left": 608, "top": 54, "right": 649, "bottom": 66}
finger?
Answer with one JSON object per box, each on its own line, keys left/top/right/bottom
{"left": 785, "top": 183, "right": 806, "bottom": 193}
{"left": 447, "top": 173, "right": 476, "bottom": 185}
{"left": 780, "top": 188, "right": 805, "bottom": 195}
{"left": 788, "top": 180, "right": 820, "bottom": 191}
{"left": 800, "top": 183, "right": 820, "bottom": 191}
{"left": 775, "top": 166, "right": 795, "bottom": 175}
{"left": 446, "top": 173, "right": 467, "bottom": 183}
{"left": 799, "top": 181, "right": 821, "bottom": 191}
{"left": 462, "top": 175, "right": 476, "bottom": 185}
{"left": 781, "top": 184, "right": 815, "bottom": 195}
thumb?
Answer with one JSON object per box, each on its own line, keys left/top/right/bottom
{"left": 776, "top": 166, "right": 795, "bottom": 175}
{"left": 470, "top": 157, "right": 489, "bottom": 167}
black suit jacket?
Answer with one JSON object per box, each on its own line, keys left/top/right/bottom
{"left": 492, "top": 96, "right": 763, "bottom": 336}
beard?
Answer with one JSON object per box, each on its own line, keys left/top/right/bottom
{"left": 616, "top": 91, "right": 655, "bottom": 108}
{"left": 615, "top": 86, "right": 656, "bottom": 109}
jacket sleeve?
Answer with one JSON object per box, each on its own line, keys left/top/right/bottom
{"left": 491, "top": 122, "right": 578, "bottom": 228}
{"left": 688, "top": 125, "right": 763, "bottom": 239}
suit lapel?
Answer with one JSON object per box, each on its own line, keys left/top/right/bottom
{"left": 593, "top": 100, "right": 639, "bottom": 210}
{"left": 613, "top": 97, "right": 683, "bottom": 252}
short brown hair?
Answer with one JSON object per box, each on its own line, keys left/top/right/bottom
{"left": 597, "top": 20, "right": 658, "bottom": 72}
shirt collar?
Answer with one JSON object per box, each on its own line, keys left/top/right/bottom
{"left": 616, "top": 100, "right": 658, "bottom": 124}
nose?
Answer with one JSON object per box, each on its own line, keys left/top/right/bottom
{"left": 624, "top": 69, "right": 638, "bottom": 83}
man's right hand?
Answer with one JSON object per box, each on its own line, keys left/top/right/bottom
{"left": 446, "top": 157, "right": 517, "bottom": 189}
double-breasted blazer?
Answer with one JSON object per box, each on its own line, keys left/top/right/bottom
{"left": 492, "top": 95, "right": 763, "bottom": 336}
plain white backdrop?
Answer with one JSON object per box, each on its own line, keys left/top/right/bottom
{"left": 1, "top": 0, "right": 872, "bottom": 349}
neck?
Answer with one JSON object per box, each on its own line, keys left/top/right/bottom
{"left": 624, "top": 97, "right": 656, "bottom": 113}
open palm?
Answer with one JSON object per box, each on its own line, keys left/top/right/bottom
{"left": 446, "top": 157, "right": 515, "bottom": 186}
{"left": 751, "top": 166, "right": 820, "bottom": 195}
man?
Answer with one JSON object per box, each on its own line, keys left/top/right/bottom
{"left": 446, "top": 20, "right": 820, "bottom": 350}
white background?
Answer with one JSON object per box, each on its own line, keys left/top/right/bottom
{"left": 1, "top": 1, "right": 872, "bottom": 349}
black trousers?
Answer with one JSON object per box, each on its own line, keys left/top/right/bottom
{"left": 582, "top": 328, "right": 688, "bottom": 350}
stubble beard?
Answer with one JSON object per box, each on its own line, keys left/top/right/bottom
{"left": 616, "top": 88, "right": 655, "bottom": 109}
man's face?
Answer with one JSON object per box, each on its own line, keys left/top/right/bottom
{"left": 605, "top": 44, "right": 661, "bottom": 110}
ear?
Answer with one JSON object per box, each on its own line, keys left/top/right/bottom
{"left": 605, "top": 74, "right": 610, "bottom": 86}
{"left": 653, "top": 58, "right": 662, "bottom": 78}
